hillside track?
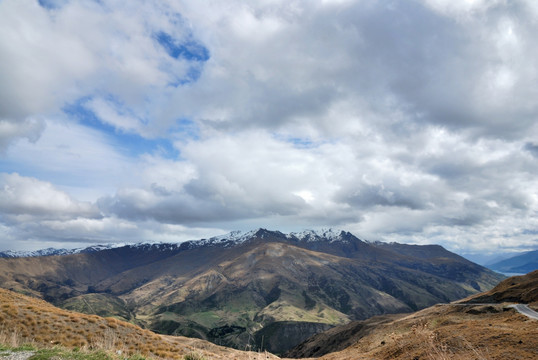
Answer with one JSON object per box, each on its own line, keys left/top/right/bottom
{"left": 509, "top": 304, "right": 538, "bottom": 320}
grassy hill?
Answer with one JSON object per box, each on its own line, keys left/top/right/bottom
{"left": 0, "top": 288, "right": 277, "bottom": 360}
{"left": 286, "top": 271, "right": 538, "bottom": 359}
{"left": 463, "top": 269, "right": 538, "bottom": 306}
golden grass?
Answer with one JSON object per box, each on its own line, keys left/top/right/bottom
{"left": 317, "top": 303, "right": 538, "bottom": 360}
{"left": 0, "top": 288, "right": 280, "bottom": 360}
{"left": 4, "top": 285, "right": 535, "bottom": 359}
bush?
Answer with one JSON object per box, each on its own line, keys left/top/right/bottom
{"left": 184, "top": 352, "right": 206, "bottom": 360}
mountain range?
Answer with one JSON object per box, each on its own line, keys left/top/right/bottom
{"left": 487, "top": 250, "right": 538, "bottom": 275}
{"left": 0, "top": 228, "right": 504, "bottom": 353}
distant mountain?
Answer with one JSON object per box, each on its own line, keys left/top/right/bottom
{"left": 0, "top": 243, "right": 130, "bottom": 258}
{"left": 487, "top": 250, "right": 538, "bottom": 274}
{"left": 0, "top": 228, "right": 503, "bottom": 353}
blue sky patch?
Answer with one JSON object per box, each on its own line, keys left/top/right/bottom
{"left": 156, "top": 31, "right": 210, "bottom": 62}
{"left": 273, "top": 133, "right": 321, "bottom": 149}
{"left": 63, "top": 98, "right": 179, "bottom": 159}
{"left": 168, "top": 64, "right": 204, "bottom": 87}
{"left": 37, "top": 0, "right": 68, "bottom": 10}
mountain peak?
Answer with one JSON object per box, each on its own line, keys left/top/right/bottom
{"left": 0, "top": 228, "right": 358, "bottom": 257}
{"left": 202, "top": 228, "right": 261, "bottom": 246}
{"left": 289, "top": 228, "right": 350, "bottom": 243}
{"left": 201, "top": 228, "right": 352, "bottom": 247}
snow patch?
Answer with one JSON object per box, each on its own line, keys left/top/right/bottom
{"left": 199, "top": 228, "right": 261, "bottom": 247}
{"left": 289, "top": 228, "right": 348, "bottom": 243}
{"left": 1, "top": 228, "right": 360, "bottom": 258}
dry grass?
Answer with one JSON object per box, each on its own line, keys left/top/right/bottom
{"left": 2, "top": 285, "right": 536, "bottom": 360}
{"left": 0, "top": 288, "right": 280, "bottom": 360}
{"left": 317, "top": 303, "right": 537, "bottom": 360}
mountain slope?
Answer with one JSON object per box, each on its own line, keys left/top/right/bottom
{"left": 488, "top": 250, "right": 538, "bottom": 274}
{"left": 286, "top": 271, "right": 538, "bottom": 359}
{"left": 0, "top": 229, "right": 503, "bottom": 353}
{"left": 463, "top": 269, "right": 538, "bottom": 305}
{"left": 0, "top": 287, "right": 277, "bottom": 360}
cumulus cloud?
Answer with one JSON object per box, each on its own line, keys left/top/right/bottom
{"left": 0, "top": 173, "right": 100, "bottom": 221}
{"left": 98, "top": 131, "right": 344, "bottom": 224}
{"left": 166, "top": 0, "right": 538, "bottom": 139}
{"left": 1, "top": 0, "right": 538, "bottom": 255}
{"left": 0, "top": 0, "right": 204, "bottom": 140}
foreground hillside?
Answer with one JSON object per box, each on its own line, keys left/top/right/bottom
{"left": 1, "top": 271, "right": 535, "bottom": 360}
{"left": 0, "top": 229, "right": 504, "bottom": 353}
{"left": 463, "top": 269, "right": 538, "bottom": 305}
{"left": 0, "top": 287, "right": 276, "bottom": 360}
{"left": 287, "top": 271, "right": 538, "bottom": 359}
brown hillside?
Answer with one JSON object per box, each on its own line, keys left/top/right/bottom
{"left": 315, "top": 303, "right": 538, "bottom": 360}
{"left": 0, "top": 288, "right": 278, "bottom": 360}
{"left": 288, "top": 271, "right": 538, "bottom": 359}
{"left": 463, "top": 269, "right": 538, "bottom": 306}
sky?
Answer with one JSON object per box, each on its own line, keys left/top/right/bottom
{"left": 0, "top": 0, "right": 537, "bottom": 258}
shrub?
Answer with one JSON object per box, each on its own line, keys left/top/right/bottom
{"left": 184, "top": 352, "right": 206, "bottom": 360}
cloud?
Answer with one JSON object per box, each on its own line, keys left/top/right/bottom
{"left": 1, "top": 0, "right": 538, "bottom": 255}
{"left": 0, "top": 173, "right": 100, "bottom": 222}
{"left": 0, "top": 118, "right": 46, "bottom": 153}
{"left": 99, "top": 131, "right": 337, "bottom": 224}
{"left": 165, "top": 0, "right": 538, "bottom": 143}
{"left": 2, "top": 119, "right": 137, "bottom": 200}
{"left": 0, "top": 0, "right": 208, "bottom": 140}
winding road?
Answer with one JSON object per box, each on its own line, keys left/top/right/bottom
{"left": 509, "top": 304, "right": 538, "bottom": 320}
{"left": 446, "top": 303, "right": 538, "bottom": 320}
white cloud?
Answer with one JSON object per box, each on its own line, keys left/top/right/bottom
{"left": 3, "top": 119, "right": 136, "bottom": 200}
{"left": 1, "top": 0, "right": 538, "bottom": 255}
{"left": 0, "top": 118, "right": 45, "bottom": 152}
{"left": 0, "top": 0, "right": 196, "bottom": 140}
{"left": 0, "top": 173, "right": 99, "bottom": 221}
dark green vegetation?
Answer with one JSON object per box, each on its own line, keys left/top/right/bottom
{"left": 61, "top": 293, "right": 134, "bottom": 321}
{"left": 254, "top": 321, "right": 333, "bottom": 355}
{"left": 284, "top": 314, "right": 399, "bottom": 358}
{"left": 0, "top": 229, "right": 504, "bottom": 353}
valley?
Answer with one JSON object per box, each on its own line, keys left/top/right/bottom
{"left": 0, "top": 269, "right": 535, "bottom": 359}
{"left": 0, "top": 229, "right": 504, "bottom": 354}
{"left": 287, "top": 269, "right": 538, "bottom": 359}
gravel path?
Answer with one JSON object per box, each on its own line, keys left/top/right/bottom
{"left": 0, "top": 351, "right": 35, "bottom": 360}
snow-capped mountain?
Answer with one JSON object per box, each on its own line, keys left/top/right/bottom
{"left": 0, "top": 227, "right": 504, "bottom": 354}
{"left": 0, "top": 243, "right": 130, "bottom": 258}
{"left": 0, "top": 228, "right": 354, "bottom": 257}
{"left": 288, "top": 228, "right": 350, "bottom": 242}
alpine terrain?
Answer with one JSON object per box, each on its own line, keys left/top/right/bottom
{"left": 0, "top": 229, "right": 503, "bottom": 353}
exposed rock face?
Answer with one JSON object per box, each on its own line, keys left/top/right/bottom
{"left": 254, "top": 321, "right": 333, "bottom": 355}
{"left": 284, "top": 315, "right": 399, "bottom": 358}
